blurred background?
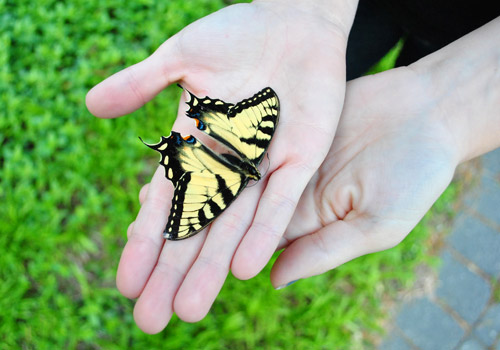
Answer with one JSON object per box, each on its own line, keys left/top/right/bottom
{"left": 0, "top": 0, "right": 458, "bottom": 348}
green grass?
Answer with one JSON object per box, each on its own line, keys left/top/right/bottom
{"left": 1, "top": 1, "right": 457, "bottom": 349}
{"left": 366, "top": 39, "right": 404, "bottom": 75}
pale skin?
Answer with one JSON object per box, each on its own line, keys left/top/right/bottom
{"left": 272, "top": 17, "right": 500, "bottom": 286}
{"left": 86, "top": 0, "right": 500, "bottom": 334}
{"left": 86, "top": 0, "right": 358, "bottom": 333}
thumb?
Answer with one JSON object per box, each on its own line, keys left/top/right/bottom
{"left": 270, "top": 214, "right": 408, "bottom": 289}
{"left": 86, "top": 35, "right": 185, "bottom": 118}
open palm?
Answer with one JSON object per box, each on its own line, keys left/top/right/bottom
{"left": 86, "top": 2, "right": 351, "bottom": 333}
{"left": 271, "top": 67, "right": 459, "bottom": 287}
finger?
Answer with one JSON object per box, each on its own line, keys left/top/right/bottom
{"left": 86, "top": 37, "right": 184, "bottom": 118}
{"left": 133, "top": 231, "right": 206, "bottom": 333}
{"left": 116, "top": 166, "right": 171, "bottom": 298}
{"left": 126, "top": 221, "right": 135, "bottom": 239}
{"left": 173, "top": 183, "right": 262, "bottom": 322}
{"left": 139, "top": 183, "right": 150, "bottom": 205}
{"left": 270, "top": 215, "right": 406, "bottom": 289}
{"left": 231, "top": 164, "right": 313, "bottom": 280}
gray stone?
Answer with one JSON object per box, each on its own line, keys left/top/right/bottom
{"left": 377, "top": 332, "right": 412, "bottom": 350}
{"left": 464, "top": 191, "right": 480, "bottom": 209}
{"left": 482, "top": 148, "right": 500, "bottom": 177}
{"left": 396, "top": 298, "right": 464, "bottom": 350}
{"left": 436, "top": 251, "right": 490, "bottom": 324}
{"left": 448, "top": 215, "right": 500, "bottom": 277}
{"left": 474, "top": 304, "right": 500, "bottom": 346}
{"left": 475, "top": 175, "right": 500, "bottom": 226}
{"left": 458, "top": 337, "right": 487, "bottom": 350}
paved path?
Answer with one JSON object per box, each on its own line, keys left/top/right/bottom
{"left": 379, "top": 148, "right": 500, "bottom": 350}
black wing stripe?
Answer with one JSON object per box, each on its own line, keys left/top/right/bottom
{"left": 143, "top": 87, "right": 279, "bottom": 240}
{"left": 183, "top": 87, "right": 279, "bottom": 164}
{"left": 164, "top": 172, "right": 190, "bottom": 240}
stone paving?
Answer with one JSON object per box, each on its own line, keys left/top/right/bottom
{"left": 379, "top": 148, "right": 500, "bottom": 350}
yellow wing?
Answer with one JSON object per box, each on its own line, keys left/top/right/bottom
{"left": 184, "top": 87, "right": 279, "bottom": 165}
{"left": 143, "top": 132, "right": 248, "bottom": 240}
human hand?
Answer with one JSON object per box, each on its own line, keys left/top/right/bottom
{"left": 271, "top": 67, "right": 459, "bottom": 287}
{"left": 86, "top": 0, "right": 357, "bottom": 333}
{"left": 271, "top": 16, "right": 500, "bottom": 287}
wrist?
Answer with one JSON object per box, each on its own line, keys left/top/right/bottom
{"left": 410, "top": 17, "right": 500, "bottom": 164}
{"left": 253, "top": 0, "right": 359, "bottom": 39}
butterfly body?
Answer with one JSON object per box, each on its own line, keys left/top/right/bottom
{"left": 143, "top": 87, "right": 279, "bottom": 240}
{"left": 221, "top": 153, "right": 261, "bottom": 181}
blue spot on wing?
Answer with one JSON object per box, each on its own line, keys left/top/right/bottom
{"left": 197, "top": 119, "right": 206, "bottom": 130}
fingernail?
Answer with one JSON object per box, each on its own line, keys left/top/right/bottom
{"left": 275, "top": 279, "right": 299, "bottom": 290}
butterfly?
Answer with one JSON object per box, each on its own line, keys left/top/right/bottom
{"left": 142, "top": 87, "right": 280, "bottom": 240}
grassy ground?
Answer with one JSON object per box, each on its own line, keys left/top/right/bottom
{"left": 0, "top": 1, "right": 457, "bottom": 349}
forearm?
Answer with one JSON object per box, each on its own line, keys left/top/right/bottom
{"left": 411, "top": 17, "right": 500, "bottom": 163}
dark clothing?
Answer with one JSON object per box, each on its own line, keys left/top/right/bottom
{"left": 346, "top": 0, "right": 500, "bottom": 80}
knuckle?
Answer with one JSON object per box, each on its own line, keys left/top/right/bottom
{"left": 127, "top": 221, "right": 135, "bottom": 238}
{"left": 263, "top": 191, "right": 296, "bottom": 213}
{"left": 146, "top": 192, "right": 170, "bottom": 210}
{"left": 251, "top": 220, "right": 283, "bottom": 241}
{"left": 139, "top": 184, "right": 150, "bottom": 204}
{"left": 197, "top": 255, "right": 228, "bottom": 274}
{"left": 128, "top": 228, "right": 163, "bottom": 251}
{"left": 125, "top": 66, "right": 146, "bottom": 105}
{"left": 154, "top": 258, "right": 185, "bottom": 279}
{"left": 217, "top": 211, "right": 247, "bottom": 235}
{"left": 293, "top": 159, "right": 318, "bottom": 174}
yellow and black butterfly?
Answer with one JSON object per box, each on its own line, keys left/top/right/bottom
{"left": 143, "top": 87, "right": 280, "bottom": 240}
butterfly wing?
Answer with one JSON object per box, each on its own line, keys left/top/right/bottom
{"left": 143, "top": 132, "right": 248, "bottom": 240}
{"left": 184, "top": 87, "right": 280, "bottom": 165}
